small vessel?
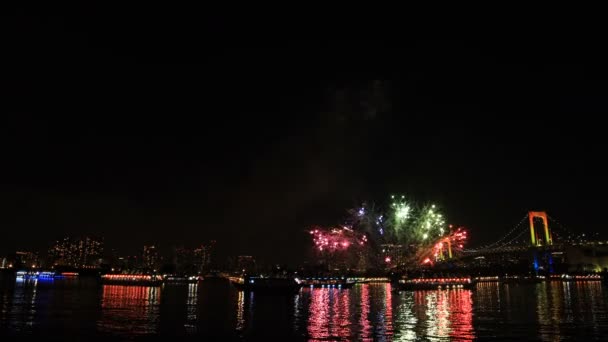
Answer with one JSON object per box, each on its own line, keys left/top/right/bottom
{"left": 356, "top": 277, "right": 390, "bottom": 284}
{"left": 502, "top": 275, "right": 545, "bottom": 284}
{"left": 229, "top": 274, "right": 302, "bottom": 293}
{"left": 163, "top": 275, "right": 202, "bottom": 284}
{"left": 101, "top": 274, "right": 162, "bottom": 286}
{"left": 16, "top": 271, "right": 63, "bottom": 281}
{"left": 394, "top": 277, "right": 476, "bottom": 291}
{"left": 474, "top": 276, "right": 500, "bottom": 282}
{"left": 549, "top": 274, "right": 602, "bottom": 282}
{"left": 300, "top": 277, "right": 356, "bottom": 288}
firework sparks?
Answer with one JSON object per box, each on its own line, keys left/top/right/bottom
{"left": 422, "top": 226, "right": 468, "bottom": 263}
{"left": 309, "top": 194, "right": 470, "bottom": 269}
{"left": 309, "top": 226, "right": 367, "bottom": 252}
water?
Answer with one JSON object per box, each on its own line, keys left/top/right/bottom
{"left": 1, "top": 276, "right": 608, "bottom": 341}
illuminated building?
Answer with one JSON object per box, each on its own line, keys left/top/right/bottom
{"left": 77, "top": 236, "right": 104, "bottom": 266}
{"left": 380, "top": 244, "right": 405, "bottom": 267}
{"left": 1, "top": 257, "right": 7, "bottom": 268}
{"left": 143, "top": 245, "right": 160, "bottom": 271}
{"left": 48, "top": 237, "right": 73, "bottom": 266}
{"left": 12, "top": 251, "right": 39, "bottom": 269}
{"left": 236, "top": 255, "right": 256, "bottom": 273}
{"left": 114, "top": 255, "right": 139, "bottom": 271}
{"left": 193, "top": 240, "right": 215, "bottom": 274}
{"left": 174, "top": 247, "right": 195, "bottom": 275}
{"left": 48, "top": 236, "right": 104, "bottom": 267}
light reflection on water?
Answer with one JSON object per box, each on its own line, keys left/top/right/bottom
{"left": 473, "top": 281, "right": 608, "bottom": 340}
{"left": 1, "top": 276, "right": 608, "bottom": 340}
{"left": 98, "top": 285, "right": 161, "bottom": 335}
{"left": 301, "top": 284, "right": 473, "bottom": 341}
{"left": 306, "top": 287, "right": 351, "bottom": 340}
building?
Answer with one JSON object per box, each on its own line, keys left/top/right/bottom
{"left": 48, "top": 237, "right": 72, "bottom": 266}
{"left": 174, "top": 247, "right": 195, "bottom": 275}
{"left": 114, "top": 255, "right": 140, "bottom": 272}
{"left": 193, "top": 240, "right": 216, "bottom": 274}
{"left": 76, "top": 236, "right": 104, "bottom": 266}
{"left": 1, "top": 257, "right": 6, "bottom": 268}
{"left": 12, "top": 251, "right": 39, "bottom": 269}
{"left": 381, "top": 244, "right": 405, "bottom": 267}
{"left": 236, "top": 255, "right": 256, "bottom": 273}
{"left": 48, "top": 236, "right": 104, "bottom": 267}
{"left": 143, "top": 245, "right": 160, "bottom": 271}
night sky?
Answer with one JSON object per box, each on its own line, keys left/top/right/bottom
{"left": 2, "top": 8, "right": 608, "bottom": 265}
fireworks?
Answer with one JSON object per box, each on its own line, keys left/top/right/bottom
{"left": 423, "top": 226, "right": 468, "bottom": 264}
{"left": 309, "top": 194, "right": 470, "bottom": 269}
{"left": 390, "top": 195, "right": 412, "bottom": 240}
{"left": 309, "top": 226, "right": 367, "bottom": 252}
{"left": 416, "top": 204, "right": 445, "bottom": 236}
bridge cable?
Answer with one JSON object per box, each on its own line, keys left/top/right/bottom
{"left": 463, "top": 214, "right": 528, "bottom": 252}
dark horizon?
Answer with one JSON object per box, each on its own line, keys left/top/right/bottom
{"left": 3, "top": 9, "right": 608, "bottom": 265}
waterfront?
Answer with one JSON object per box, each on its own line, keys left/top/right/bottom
{"left": 1, "top": 276, "right": 608, "bottom": 340}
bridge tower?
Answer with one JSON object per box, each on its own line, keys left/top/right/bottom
{"left": 529, "top": 211, "right": 552, "bottom": 246}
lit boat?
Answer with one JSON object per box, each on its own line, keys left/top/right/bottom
{"left": 474, "top": 276, "right": 500, "bottom": 282}
{"left": 163, "top": 275, "right": 202, "bottom": 284}
{"left": 299, "top": 277, "right": 356, "bottom": 289}
{"left": 549, "top": 274, "right": 602, "bottom": 281}
{"left": 229, "top": 275, "right": 302, "bottom": 293}
{"left": 101, "top": 274, "right": 162, "bottom": 286}
{"left": 16, "top": 271, "right": 63, "bottom": 281}
{"left": 501, "top": 275, "right": 545, "bottom": 284}
{"left": 352, "top": 277, "right": 391, "bottom": 284}
{"left": 61, "top": 272, "right": 79, "bottom": 277}
{"left": 395, "top": 277, "right": 476, "bottom": 290}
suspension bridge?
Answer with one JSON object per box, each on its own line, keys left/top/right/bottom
{"left": 441, "top": 211, "right": 608, "bottom": 273}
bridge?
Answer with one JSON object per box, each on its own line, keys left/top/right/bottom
{"left": 439, "top": 211, "right": 608, "bottom": 273}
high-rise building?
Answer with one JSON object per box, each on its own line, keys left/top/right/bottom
{"left": 48, "top": 236, "right": 104, "bottom": 267}
{"left": 12, "top": 251, "right": 39, "bottom": 269}
{"left": 143, "top": 245, "right": 160, "bottom": 271}
{"left": 236, "top": 255, "right": 256, "bottom": 273}
{"left": 114, "top": 255, "right": 140, "bottom": 271}
{"left": 48, "top": 237, "right": 72, "bottom": 266}
{"left": 174, "top": 247, "right": 195, "bottom": 275}
{"left": 76, "top": 236, "right": 104, "bottom": 267}
{"left": 193, "top": 240, "right": 216, "bottom": 274}
{"left": 193, "top": 246, "right": 206, "bottom": 274}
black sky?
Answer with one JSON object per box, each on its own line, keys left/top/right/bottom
{"left": 2, "top": 8, "right": 608, "bottom": 264}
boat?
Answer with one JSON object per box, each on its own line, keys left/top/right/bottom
{"left": 394, "top": 277, "right": 476, "bottom": 291}
{"left": 501, "top": 275, "right": 545, "bottom": 284}
{"left": 15, "top": 271, "right": 64, "bottom": 281}
{"left": 474, "top": 276, "right": 500, "bottom": 282}
{"left": 101, "top": 274, "right": 163, "bottom": 286}
{"left": 299, "top": 277, "right": 356, "bottom": 288}
{"left": 228, "top": 274, "right": 302, "bottom": 293}
{"left": 163, "top": 275, "right": 201, "bottom": 284}
{"left": 549, "top": 274, "right": 602, "bottom": 282}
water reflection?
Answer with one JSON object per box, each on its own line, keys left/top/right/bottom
{"left": 392, "top": 289, "right": 474, "bottom": 341}
{"left": 394, "top": 291, "right": 417, "bottom": 341}
{"left": 376, "top": 283, "right": 393, "bottom": 338}
{"left": 236, "top": 290, "right": 245, "bottom": 332}
{"left": 184, "top": 283, "right": 198, "bottom": 333}
{"left": 301, "top": 284, "right": 392, "bottom": 341}
{"left": 358, "top": 284, "right": 370, "bottom": 339}
{"left": 300, "top": 284, "right": 476, "bottom": 341}
{"left": 307, "top": 287, "right": 351, "bottom": 340}
{"left": 6, "top": 279, "right": 38, "bottom": 333}
{"left": 2, "top": 278, "right": 608, "bottom": 339}
{"left": 98, "top": 285, "right": 161, "bottom": 335}
{"left": 473, "top": 281, "right": 608, "bottom": 340}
